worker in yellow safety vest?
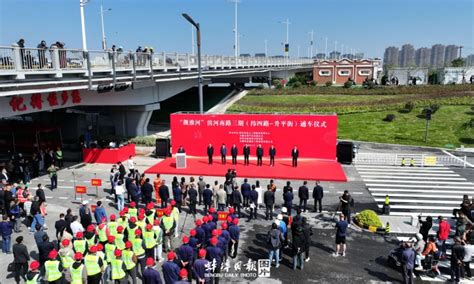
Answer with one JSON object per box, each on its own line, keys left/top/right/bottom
{"left": 74, "top": 232, "right": 87, "bottom": 254}
{"left": 104, "top": 236, "right": 116, "bottom": 282}
{"left": 160, "top": 208, "right": 176, "bottom": 252}
{"left": 108, "top": 214, "right": 119, "bottom": 237}
{"left": 25, "top": 261, "right": 41, "bottom": 284}
{"left": 59, "top": 239, "right": 75, "bottom": 274}
{"left": 410, "top": 158, "right": 415, "bottom": 167}
{"left": 136, "top": 213, "right": 147, "bottom": 231}
{"left": 143, "top": 223, "right": 157, "bottom": 260}
{"left": 45, "top": 249, "right": 63, "bottom": 283}
{"left": 69, "top": 252, "right": 87, "bottom": 284}
{"left": 153, "top": 218, "right": 164, "bottom": 262}
{"left": 85, "top": 245, "right": 105, "bottom": 283}
{"left": 170, "top": 200, "right": 180, "bottom": 238}
{"left": 85, "top": 225, "right": 98, "bottom": 248}
{"left": 127, "top": 217, "right": 138, "bottom": 242}
{"left": 123, "top": 241, "right": 138, "bottom": 284}
{"left": 96, "top": 220, "right": 110, "bottom": 245}
{"left": 111, "top": 249, "right": 128, "bottom": 283}
{"left": 145, "top": 202, "right": 156, "bottom": 225}
{"left": 401, "top": 157, "right": 406, "bottom": 166}
{"left": 128, "top": 202, "right": 138, "bottom": 219}
{"left": 132, "top": 228, "right": 147, "bottom": 278}
{"left": 115, "top": 226, "right": 126, "bottom": 250}
{"left": 118, "top": 211, "right": 128, "bottom": 229}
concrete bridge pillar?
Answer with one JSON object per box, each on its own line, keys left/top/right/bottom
{"left": 111, "top": 102, "right": 160, "bottom": 137}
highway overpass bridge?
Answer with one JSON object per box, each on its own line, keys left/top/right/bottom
{"left": 0, "top": 45, "right": 313, "bottom": 138}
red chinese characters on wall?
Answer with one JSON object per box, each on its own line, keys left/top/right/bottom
{"left": 9, "top": 90, "right": 82, "bottom": 112}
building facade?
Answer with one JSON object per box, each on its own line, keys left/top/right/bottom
{"left": 399, "top": 44, "right": 415, "bottom": 67}
{"left": 383, "top": 46, "right": 399, "bottom": 67}
{"left": 444, "top": 45, "right": 459, "bottom": 66}
{"left": 431, "top": 44, "right": 446, "bottom": 67}
{"left": 313, "top": 59, "right": 382, "bottom": 85}
{"left": 415, "top": 47, "right": 431, "bottom": 67}
{"left": 437, "top": 67, "right": 474, "bottom": 84}
{"left": 387, "top": 68, "right": 429, "bottom": 85}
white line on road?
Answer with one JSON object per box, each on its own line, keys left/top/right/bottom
{"left": 374, "top": 198, "right": 460, "bottom": 204}
{"left": 357, "top": 169, "right": 454, "bottom": 173}
{"left": 366, "top": 183, "right": 474, "bottom": 189}
{"left": 358, "top": 172, "right": 460, "bottom": 177}
{"left": 360, "top": 175, "right": 466, "bottom": 181}
{"left": 376, "top": 204, "right": 455, "bottom": 210}
{"left": 368, "top": 188, "right": 474, "bottom": 194}
{"left": 336, "top": 191, "right": 364, "bottom": 195}
{"left": 58, "top": 197, "right": 68, "bottom": 200}
{"left": 371, "top": 193, "right": 466, "bottom": 199}
{"left": 364, "top": 179, "right": 473, "bottom": 185}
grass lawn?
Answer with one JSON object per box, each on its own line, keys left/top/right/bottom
{"left": 228, "top": 87, "right": 474, "bottom": 148}
{"left": 338, "top": 105, "right": 473, "bottom": 148}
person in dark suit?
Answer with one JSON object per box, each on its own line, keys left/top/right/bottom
{"left": 313, "top": 181, "right": 324, "bottom": 213}
{"left": 207, "top": 144, "right": 214, "bottom": 164}
{"left": 231, "top": 187, "right": 243, "bottom": 218}
{"left": 231, "top": 144, "right": 238, "bottom": 165}
{"left": 240, "top": 178, "right": 251, "bottom": 208}
{"left": 291, "top": 146, "right": 299, "bottom": 167}
{"left": 263, "top": 185, "right": 275, "bottom": 220}
{"left": 141, "top": 178, "right": 154, "bottom": 205}
{"left": 177, "top": 145, "right": 185, "bottom": 153}
{"left": 159, "top": 180, "right": 170, "bottom": 208}
{"left": 13, "top": 236, "right": 30, "bottom": 283}
{"left": 220, "top": 144, "right": 227, "bottom": 164}
{"left": 256, "top": 144, "right": 264, "bottom": 166}
{"left": 269, "top": 145, "right": 276, "bottom": 167}
{"left": 243, "top": 144, "right": 250, "bottom": 165}
{"left": 298, "top": 181, "right": 309, "bottom": 212}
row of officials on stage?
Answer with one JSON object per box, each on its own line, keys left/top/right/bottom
{"left": 197, "top": 143, "right": 300, "bottom": 167}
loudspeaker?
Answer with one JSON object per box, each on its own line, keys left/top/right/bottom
{"left": 337, "top": 141, "right": 353, "bottom": 164}
{"left": 155, "top": 138, "right": 171, "bottom": 158}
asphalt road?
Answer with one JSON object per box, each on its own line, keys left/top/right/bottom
{"left": 0, "top": 156, "right": 451, "bottom": 283}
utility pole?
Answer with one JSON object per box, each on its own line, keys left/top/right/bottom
{"left": 325, "top": 37, "right": 328, "bottom": 59}
{"left": 80, "top": 0, "right": 88, "bottom": 51}
{"left": 100, "top": 5, "right": 112, "bottom": 50}
{"left": 279, "top": 19, "right": 290, "bottom": 63}
{"left": 264, "top": 39, "right": 268, "bottom": 56}
{"left": 191, "top": 26, "right": 195, "bottom": 55}
{"left": 308, "top": 30, "right": 314, "bottom": 59}
{"left": 230, "top": 0, "right": 240, "bottom": 64}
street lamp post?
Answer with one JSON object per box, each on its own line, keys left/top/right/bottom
{"left": 308, "top": 30, "right": 314, "bottom": 59}
{"left": 182, "top": 13, "right": 203, "bottom": 114}
{"left": 278, "top": 19, "right": 290, "bottom": 64}
{"left": 80, "top": 0, "right": 88, "bottom": 51}
{"left": 100, "top": 5, "right": 112, "bottom": 50}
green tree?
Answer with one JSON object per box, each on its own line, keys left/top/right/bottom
{"left": 451, "top": 58, "right": 465, "bottom": 67}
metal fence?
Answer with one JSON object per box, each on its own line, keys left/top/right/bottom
{"left": 354, "top": 152, "right": 470, "bottom": 168}
{"left": 0, "top": 45, "right": 313, "bottom": 75}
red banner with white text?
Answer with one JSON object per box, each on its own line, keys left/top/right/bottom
{"left": 170, "top": 113, "right": 337, "bottom": 160}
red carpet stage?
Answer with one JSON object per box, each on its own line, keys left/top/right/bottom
{"left": 145, "top": 157, "right": 347, "bottom": 182}
{"left": 83, "top": 144, "right": 135, "bottom": 164}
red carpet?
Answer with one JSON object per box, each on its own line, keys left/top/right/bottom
{"left": 145, "top": 157, "right": 347, "bottom": 182}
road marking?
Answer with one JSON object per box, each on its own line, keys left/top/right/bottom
{"left": 358, "top": 172, "right": 460, "bottom": 177}
{"left": 360, "top": 175, "right": 466, "bottom": 181}
{"left": 368, "top": 188, "right": 474, "bottom": 194}
{"left": 357, "top": 169, "right": 454, "bottom": 173}
{"left": 58, "top": 179, "right": 65, "bottom": 182}
{"left": 57, "top": 186, "right": 74, "bottom": 189}
{"left": 376, "top": 204, "right": 454, "bottom": 210}
{"left": 371, "top": 193, "right": 466, "bottom": 199}
{"left": 366, "top": 183, "right": 474, "bottom": 189}
{"left": 58, "top": 197, "right": 68, "bottom": 200}
{"left": 364, "top": 179, "right": 473, "bottom": 185}
{"left": 374, "top": 198, "right": 460, "bottom": 204}
{"left": 336, "top": 191, "right": 363, "bottom": 195}
{"left": 356, "top": 165, "right": 450, "bottom": 169}
{"left": 45, "top": 196, "right": 53, "bottom": 199}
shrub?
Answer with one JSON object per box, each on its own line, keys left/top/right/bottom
{"left": 344, "top": 79, "right": 354, "bottom": 89}
{"left": 256, "top": 84, "right": 264, "bottom": 90}
{"left": 291, "top": 81, "right": 302, "bottom": 89}
{"left": 272, "top": 79, "right": 283, "bottom": 89}
{"left": 404, "top": 102, "right": 415, "bottom": 112}
{"left": 309, "top": 80, "right": 317, "bottom": 87}
{"left": 429, "top": 104, "right": 440, "bottom": 113}
{"left": 129, "top": 136, "right": 156, "bottom": 147}
{"left": 355, "top": 209, "right": 383, "bottom": 228}
{"left": 383, "top": 114, "right": 396, "bottom": 122}
{"left": 325, "top": 81, "right": 333, "bottom": 87}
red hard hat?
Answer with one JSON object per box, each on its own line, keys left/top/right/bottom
{"left": 61, "top": 239, "right": 70, "bottom": 247}
{"left": 114, "top": 249, "right": 122, "bottom": 257}
{"left": 153, "top": 219, "right": 160, "bottom": 226}
{"left": 146, "top": 203, "right": 154, "bottom": 210}
{"left": 74, "top": 252, "right": 83, "bottom": 261}
{"left": 212, "top": 229, "right": 218, "bottom": 236}
{"left": 198, "top": 249, "right": 206, "bottom": 258}
{"left": 29, "top": 261, "right": 40, "bottom": 270}
{"left": 167, "top": 251, "right": 175, "bottom": 260}
{"left": 87, "top": 224, "right": 95, "bottom": 232}
{"left": 202, "top": 216, "right": 209, "bottom": 223}
{"left": 229, "top": 207, "right": 235, "bottom": 214}
{"left": 130, "top": 202, "right": 136, "bottom": 207}
{"left": 49, "top": 249, "right": 58, "bottom": 259}
{"left": 226, "top": 216, "right": 233, "bottom": 223}
{"left": 130, "top": 217, "right": 137, "bottom": 223}
{"left": 209, "top": 207, "right": 216, "bottom": 213}
{"left": 96, "top": 243, "right": 104, "bottom": 251}
{"left": 146, "top": 257, "right": 155, "bottom": 266}
{"left": 233, "top": 218, "right": 239, "bottom": 225}
{"left": 221, "top": 223, "right": 228, "bottom": 229}
{"left": 208, "top": 215, "right": 213, "bottom": 222}
{"left": 110, "top": 214, "right": 116, "bottom": 221}
{"left": 210, "top": 237, "right": 218, "bottom": 246}
{"left": 125, "top": 241, "right": 132, "bottom": 249}
{"left": 146, "top": 224, "right": 153, "bottom": 231}
{"left": 170, "top": 200, "right": 176, "bottom": 206}
{"left": 76, "top": 232, "right": 84, "bottom": 239}
{"left": 195, "top": 220, "right": 202, "bottom": 226}
{"left": 190, "top": 229, "right": 197, "bottom": 236}
{"left": 108, "top": 236, "right": 115, "bottom": 243}
{"left": 182, "top": 236, "right": 190, "bottom": 244}
{"left": 179, "top": 268, "right": 188, "bottom": 278}
{"left": 117, "top": 226, "right": 124, "bottom": 233}
{"left": 135, "top": 229, "right": 142, "bottom": 236}
{"left": 89, "top": 245, "right": 98, "bottom": 253}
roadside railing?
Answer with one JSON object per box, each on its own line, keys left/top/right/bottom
{"left": 0, "top": 45, "right": 314, "bottom": 80}
{"left": 354, "top": 152, "right": 470, "bottom": 168}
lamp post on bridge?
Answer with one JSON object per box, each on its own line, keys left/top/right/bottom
{"left": 182, "top": 13, "right": 203, "bottom": 114}
{"left": 100, "top": 5, "right": 112, "bottom": 50}
{"left": 79, "top": 0, "right": 88, "bottom": 51}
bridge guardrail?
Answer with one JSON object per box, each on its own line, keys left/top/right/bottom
{"left": 0, "top": 45, "right": 314, "bottom": 80}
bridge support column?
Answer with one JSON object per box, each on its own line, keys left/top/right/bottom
{"left": 111, "top": 103, "right": 160, "bottom": 137}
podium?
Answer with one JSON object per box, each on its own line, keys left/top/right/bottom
{"left": 176, "top": 153, "right": 187, "bottom": 169}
